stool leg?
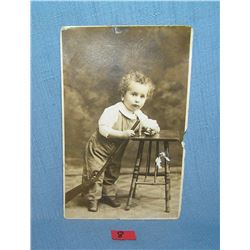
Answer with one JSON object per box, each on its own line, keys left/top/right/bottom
{"left": 164, "top": 141, "right": 170, "bottom": 212}
{"left": 156, "top": 141, "right": 159, "bottom": 177}
{"left": 132, "top": 183, "right": 137, "bottom": 198}
{"left": 154, "top": 141, "right": 159, "bottom": 183}
{"left": 144, "top": 141, "right": 152, "bottom": 181}
{"left": 132, "top": 141, "right": 145, "bottom": 198}
{"left": 125, "top": 141, "right": 144, "bottom": 210}
{"left": 164, "top": 161, "right": 171, "bottom": 212}
{"left": 132, "top": 145, "right": 144, "bottom": 198}
{"left": 165, "top": 142, "right": 171, "bottom": 200}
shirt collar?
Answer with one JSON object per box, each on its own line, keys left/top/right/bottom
{"left": 118, "top": 102, "right": 137, "bottom": 120}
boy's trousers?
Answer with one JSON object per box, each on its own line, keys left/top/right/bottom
{"left": 84, "top": 138, "right": 128, "bottom": 201}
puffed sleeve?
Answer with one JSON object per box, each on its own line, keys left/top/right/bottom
{"left": 136, "top": 110, "right": 160, "bottom": 133}
{"left": 136, "top": 110, "right": 149, "bottom": 124}
{"left": 98, "top": 106, "right": 119, "bottom": 138}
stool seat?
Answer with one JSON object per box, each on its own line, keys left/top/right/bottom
{"left": 131, "top": 130, "right": 181, "bottom": 141}
{"left": 125, "top": 130, "right": 181, "bottom": 213}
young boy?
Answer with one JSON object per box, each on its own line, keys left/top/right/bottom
{"left": 83, "top": 71, "right": 160, "bottom": 212}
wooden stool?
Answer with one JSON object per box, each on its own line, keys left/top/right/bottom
{"left": 125, "top": 130, "right": 180, "bottom": 212}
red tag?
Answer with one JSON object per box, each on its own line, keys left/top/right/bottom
{"left": 111, "top": 230, "right": 136, "bottom": 240}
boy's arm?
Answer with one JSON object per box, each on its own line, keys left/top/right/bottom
{"left": 142, "top": 119, "right": 160, "bottom": 133}
{"left": 106, "top": 129, "right": 135, "bottom": 139}
{"left": 136, "top": 110, "right": 160, "bottom": 133}
{"left": 98, "top": 105, "right": 135, "bottom": 139}
{"left": 98, "top": 106, "right": 118, "bottom": 138}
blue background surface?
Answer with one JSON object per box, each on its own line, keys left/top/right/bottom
{"left": 31, "top": 1, "right": 219, "bottom": 249}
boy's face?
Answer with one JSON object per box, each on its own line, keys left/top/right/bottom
{"left": 123, "top": 81, "right": 149, "bottom": 112}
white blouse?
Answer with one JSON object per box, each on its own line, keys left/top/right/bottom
{"left": 98, "top": 102, "right": 151, "bottom": 138}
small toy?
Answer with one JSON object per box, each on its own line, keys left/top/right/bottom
{"left": 155, "top": 152, "right": 170, "bottom": 169}
{"left": 143, "top": 127, "right": 156, "bottom": 136}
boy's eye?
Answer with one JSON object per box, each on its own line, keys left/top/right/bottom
{"left": 141, "top": 95, "right": 145, "bottom": 98}
{"left": 132, "top": 93, "right": 137, "bottom": 96}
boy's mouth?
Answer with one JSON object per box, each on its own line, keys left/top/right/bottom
{"left": 132, "top": 104, "right": 140, "bottom": 109}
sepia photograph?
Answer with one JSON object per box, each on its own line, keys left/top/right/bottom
{"left": 61, "top": 26, "right": 192, "bottom": 219}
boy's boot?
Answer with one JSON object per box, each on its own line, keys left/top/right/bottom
{"left": 101, "top": 196, "right": 121, "bottom": 207}
{"left": 88, "top": 200, "right": 98, "bottom": 212}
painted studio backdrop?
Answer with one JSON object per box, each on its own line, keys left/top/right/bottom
{"left": 62, "top": 26, "right": 192, "bottom": 219}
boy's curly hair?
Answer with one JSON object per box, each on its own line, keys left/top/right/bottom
{"left": 119, "top": 71, "right": 155, "bottom": 98}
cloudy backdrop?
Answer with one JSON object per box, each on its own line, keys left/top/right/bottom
{"left": 61, "top": 26, "right": 192, "bottom": 171}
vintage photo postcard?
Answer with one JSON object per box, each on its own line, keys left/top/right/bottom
{"left": 61, "top": 26, "right": 192, "bottom": 219}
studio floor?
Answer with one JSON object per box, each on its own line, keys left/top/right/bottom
{"left": 65, "top": 169, "right": 183, "bottom": 220}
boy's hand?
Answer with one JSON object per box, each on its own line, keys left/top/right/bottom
{"left": 144, "top": 128, "right": 157, "bottom": 136}
{"left": 122, "top": 130, "right": 135, "bottom": 138}
{"left": 142, "top": 119, "right": 160, "bottom": 133}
